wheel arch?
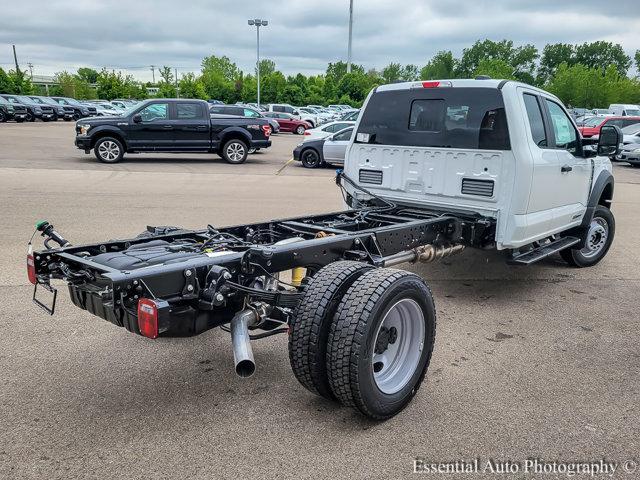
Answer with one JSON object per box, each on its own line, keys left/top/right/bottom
{"left": 219, "top": 128, "right": 251, "bottom": 147}
{"left": 90, "top": 128, "right": 127, "bottom": 149}
{"left": 581, "top": 170, "right": 614, "bottom": 228}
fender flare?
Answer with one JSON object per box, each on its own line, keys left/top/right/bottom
{"left": 88, "top": 126, "right": 128, "bottom": 149}
{"left": 218, "top": 127, "right": 252, "bottom": 146}
{"left": 581, "top": 170, "right": 614, "bottom": 228}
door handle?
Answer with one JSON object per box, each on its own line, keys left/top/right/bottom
{"left": 561, "top": 165, "right": 573, "bottom": 173}
{"left": 196, "top": 125, "right": 207, "bottom": 130}
{"left": 163, "top": 125, "right": 173, "bottom": 129}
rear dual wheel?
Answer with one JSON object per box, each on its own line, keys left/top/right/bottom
{"left": 289, "top": 263, "right": 436, "bottom": 420}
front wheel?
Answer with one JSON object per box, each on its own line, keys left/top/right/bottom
{"left": 0, "top": 111, "right": 6, "bottom": 123}
{"left": 94, "top": 137, "right": 125, "bottom": 163}
{"left": 26, "top": 112, "right": 35, "bottom": 122}
{"left": 295, "top": 125, "right": 306, "bottom": 135}
{"left": 301, "top": 148, "right": 321, "bottom": 168}
{"left": 221, "top": 139, "right": 248, "bottom": 164}
{"left": 326, "top": 269, "right": 436, "bottom": 420}
{"left": 561, "top": 205, "right": 615, "bottom": 267}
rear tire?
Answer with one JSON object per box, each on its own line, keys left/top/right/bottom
{"left": 221, "top": 139, "right": 248, "bottom": 164}
{"left": 289, "top": 261, "right": 373, "bottom": 400}
{"left": 94, "top": 137, "right": 125, "bottom": 163}
{"left": 0, "top": 111, "right": 6, "bottom": 123}
{"left": 295, "top": 125, "right": 306, "bottom": 135}
{"left": 326, "top": 268, "right": 436, "bottom": 420}
{"left": 560, "top": 205, "right": 615, "bottom": 267}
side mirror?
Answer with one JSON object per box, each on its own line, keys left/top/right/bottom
{"left": 132, "top": 114, "right": 142, "bottom": 123}
{"left": 597, "top": 125, "right": 622, "bottom": 157}
{"left": 293, "top": 110, "right": 299, "bottom": 116}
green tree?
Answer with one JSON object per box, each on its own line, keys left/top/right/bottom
{"left": 421, "top": 51, "right": 457, "bottom": 80}
{"left": 157, "top": 66, "right": 176, "bottom": 97}
{"left": 382, "top": 63, "right": 403, "bottom": 83}
{"left": 457, "top": 39, "right": 537, "bottom": 82}
{"left": 77, "top": 67, "right": 99, "bottom": 84}
{"left": 0, "top": 67, "right": 15, "bottom": 93}
{"left": 7, "top": 69, "right": 33, "bottom": 94}
{"left": 200, "top": 55, "right": 240, "bottom": 102}
{"left": 635, "top": 50, "right": 640, "bottom": 72}
{"left": 573, "top": 41, "right": 631, "bottom": 75}
{"left": 257, "top": 59, "right": 276, "bottom": 77}
{"left": 178, "top": 73, "right": 206, "bottom": 99}
{"left": 538, "top": 43, "right": 575, "bottom": 84}
{"left": 337, "top": 71, "right": 371, "bottom": 103}
{"left": 474, "top": 59, "right": 516, "bottom": 80}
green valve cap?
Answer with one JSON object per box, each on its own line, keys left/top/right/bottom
{"left": 35, "top": 220, "right": 49, "bottom": 230}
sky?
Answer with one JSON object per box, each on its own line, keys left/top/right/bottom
{"left": 1, "top": 0, "right": 640, "bottom": 81}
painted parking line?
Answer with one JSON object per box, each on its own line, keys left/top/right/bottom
{"left": 276, "top": 158, "right": 294, "bottom": 175}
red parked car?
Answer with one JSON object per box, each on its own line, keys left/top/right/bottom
{"left": 579, "top": 115, "right": 640, "bottom": 138}
{"left": 264, "top": 112, "right": 311, "bottom": 135}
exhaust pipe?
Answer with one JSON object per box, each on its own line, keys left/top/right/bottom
{"left": 230, "top": 308, "right": 259, "bottom": 377}
{"left": 383, "top": 244, "right": 465, "bottom": 267}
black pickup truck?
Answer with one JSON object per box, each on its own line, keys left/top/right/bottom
{"left": 75, "top": 99, "right": 272, "bottom": 164}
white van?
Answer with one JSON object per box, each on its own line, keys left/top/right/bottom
{"left": 608, "top": 104, "right": 640, "bottom": 116}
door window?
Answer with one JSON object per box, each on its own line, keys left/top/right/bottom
{"left": 273, "top": 105, "right": 285, "bottom": 112}
{"left": 545, "top": 100, "right": 579, "bottom": 153}
{"left": 244, "top": 109, "right": 260, "bottom": 118}
{"left": 139, "top": 103, "right": 168, "bottom": 122}
{"left": 523, "top": 94, "right": 547, "bottom": 147}
{"left": 176, "top": 103, "right": 203, "bottom": 119}
{"left": 333, "top": 128, "right": 353, "bottom": 141}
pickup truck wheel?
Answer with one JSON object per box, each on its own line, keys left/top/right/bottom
{"left": 295, "top": 125, "right": 306, "bottom": 135}
{"left": 222, "top": 139, "right": 248, "bottom": 164}
{"left": 289, "top": 261, "right": 373, "bottom": 400}
{"left": 0, "top": 111, "right": 6, "bottom": 122}
{"left": 94, "top": 137, "right": 124, "bottom": 163}
{"left": 301, "top": 148, "right": 321, "bottom": 168}
{"left": 561, "top": 205, "right": 615, "bottom": 267}
{"left": 73, "top": 112, "right": 81, "bottom": 121}
{"left": 26, "top": 112, "right": 35, "bottom": 122}
{"left": 326, "top": 268, "right": 436, "bottom": 420}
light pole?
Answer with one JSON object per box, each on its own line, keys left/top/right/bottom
{"left": 347, "top": 0, "right": 353, "bottom": 73}
{"left": 248, "top": 18, "right": 268, "bottom": 107}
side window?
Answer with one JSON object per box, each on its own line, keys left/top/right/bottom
{"left": 139, "top": 103, "right": 168, "bottom": 122}
{"left": 176, "top": 103, "right": 203, "bottom": 120}
{"left": 210, "top": 106, "right": 224, "bottom": 114}
{"left": 545, "top": 100, "right": 578, "bottom": 153}
{"left": 523, "top": 94, "right": 547, "bottom": 147}
{"left": 622, "top": 119, "right": 638, "bottom": 128}
{"left": 284, "top": 106, "right": 294, "bottom": 114}
{"left": 608, "top": 119, "right": 623, "bottom": 128}
{"left": 273, "top": 105, "right": 284, "bottom": 112}
{"left": 325, "top": 124, "right": 338, "bottom": 133}
{"left": 333, "top": 128, "right": 353, "bottom": 141}
{"left": 244, "top": 109, "right": 260, "bottom": 118}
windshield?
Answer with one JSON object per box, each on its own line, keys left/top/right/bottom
{"left": 583, "top": 116, "right": 605, "bottom": 127}
{"left": 356, "top": 87, "right": 510, "bottom": 150}
{"left": 29, "top": 97, "right": 46, "bottom": 104}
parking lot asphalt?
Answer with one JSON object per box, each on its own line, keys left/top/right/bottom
{"left": 1, "top": 122, "right": 639, "bottom": 479}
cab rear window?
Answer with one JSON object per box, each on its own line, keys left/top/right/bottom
{"left": 356, "top": 87, "right": 510, "bottom": 150}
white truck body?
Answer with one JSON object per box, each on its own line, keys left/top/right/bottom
{"left": 344, "top": 79, "right": 615, "bottom": 250}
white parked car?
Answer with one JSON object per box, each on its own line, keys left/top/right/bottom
{"left": 608, "top": 103, "right": 640, "bottom": 116}
{"left": 303, "top": 120, "right": 355, "bottom": 141}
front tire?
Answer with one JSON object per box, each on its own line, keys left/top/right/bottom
{"left": 221, "top": 139, "right": 248, "bottom": 164}
{"left": 26, "top": 112, "right": 35, "bottom": 122}
{"left": 94, "top": 137, "right": 124, "bottom": 163}
{"left": 561, "top": 205, "right": 615, "bottom": 267}
{"left": 73, "top": 112, "right": 81, "bottom": 121}
{"left": 295, "top": 125, "right": 306, "bottom": 135}
{"left": 301, "top": 148, "right": 322, "bottom": 168}
{"left": 326, "top": 269, "right": 436, "bottom": 420}
{"left": 289, "top": 261, "right": 373, "bottom": 400}
{"left": 0, "top": 111, "right": 6, "bottom": 123}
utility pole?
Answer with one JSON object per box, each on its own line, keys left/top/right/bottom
{"left": 27, "top": 62, "right": 34, "bottom": 79}
{"left": 347, "top": 0, "right": 354, "bottom": 73}
{"left": 150, "top": 65, "right": 156, "bottom": 83}
{"left": 248, "top": 19, "right": 268, "bottom": 107}
{"left": 175, "top": 67, "right": 179, "bottom": 98}
{"left": 12, "top": 44, "right": 20, "bottom": 73}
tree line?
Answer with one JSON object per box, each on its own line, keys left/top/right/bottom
{"left": 2, "top": 39, "right": 640, "bottom": 109}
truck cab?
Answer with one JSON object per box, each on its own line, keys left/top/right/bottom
{"left": 344, "top": 79, "right": 619, "bottom": 265}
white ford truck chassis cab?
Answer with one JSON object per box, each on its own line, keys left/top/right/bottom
{"left": 344, "top": 79, "right": 618, "bottom": 267}
{"left": 28, "top": 79, "right": 621, "bottom": 420}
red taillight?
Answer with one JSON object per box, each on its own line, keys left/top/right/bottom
{"left": 422, "top": 81, "right": 440, "bottom": 88}
{"left": 138, "top": 298, "right": 159, "bottom": 339}
{"left": 261, "top": 124, "right": 271, "bottom": 137}
{"left": 27, "top": 253, "right": 36, "bottom": 285}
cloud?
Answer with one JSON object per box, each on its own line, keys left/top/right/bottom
{"left": 1, "top": 0, "right": 639, "bottom": 80}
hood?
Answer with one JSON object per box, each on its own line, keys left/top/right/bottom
{"left": 78, "top": 115, "right": 124, "bottom": 125}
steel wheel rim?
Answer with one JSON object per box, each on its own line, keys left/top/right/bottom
{"left": 98, "top": 141, "right": 119, "bottom": 161}
{"left": 580, "top": 217, "right": 608, "bottom": 258}
{"left": 226, "top": 142, "right": 245, "bottom": 162}
{"left": 302, "top": 150, "right": 319, "bottom": 167}
{"left": 297, "top": 126, "right": 305, "bottom": 134}
{"left": 372, "top": 298, "right": 425, "bottom": 394}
